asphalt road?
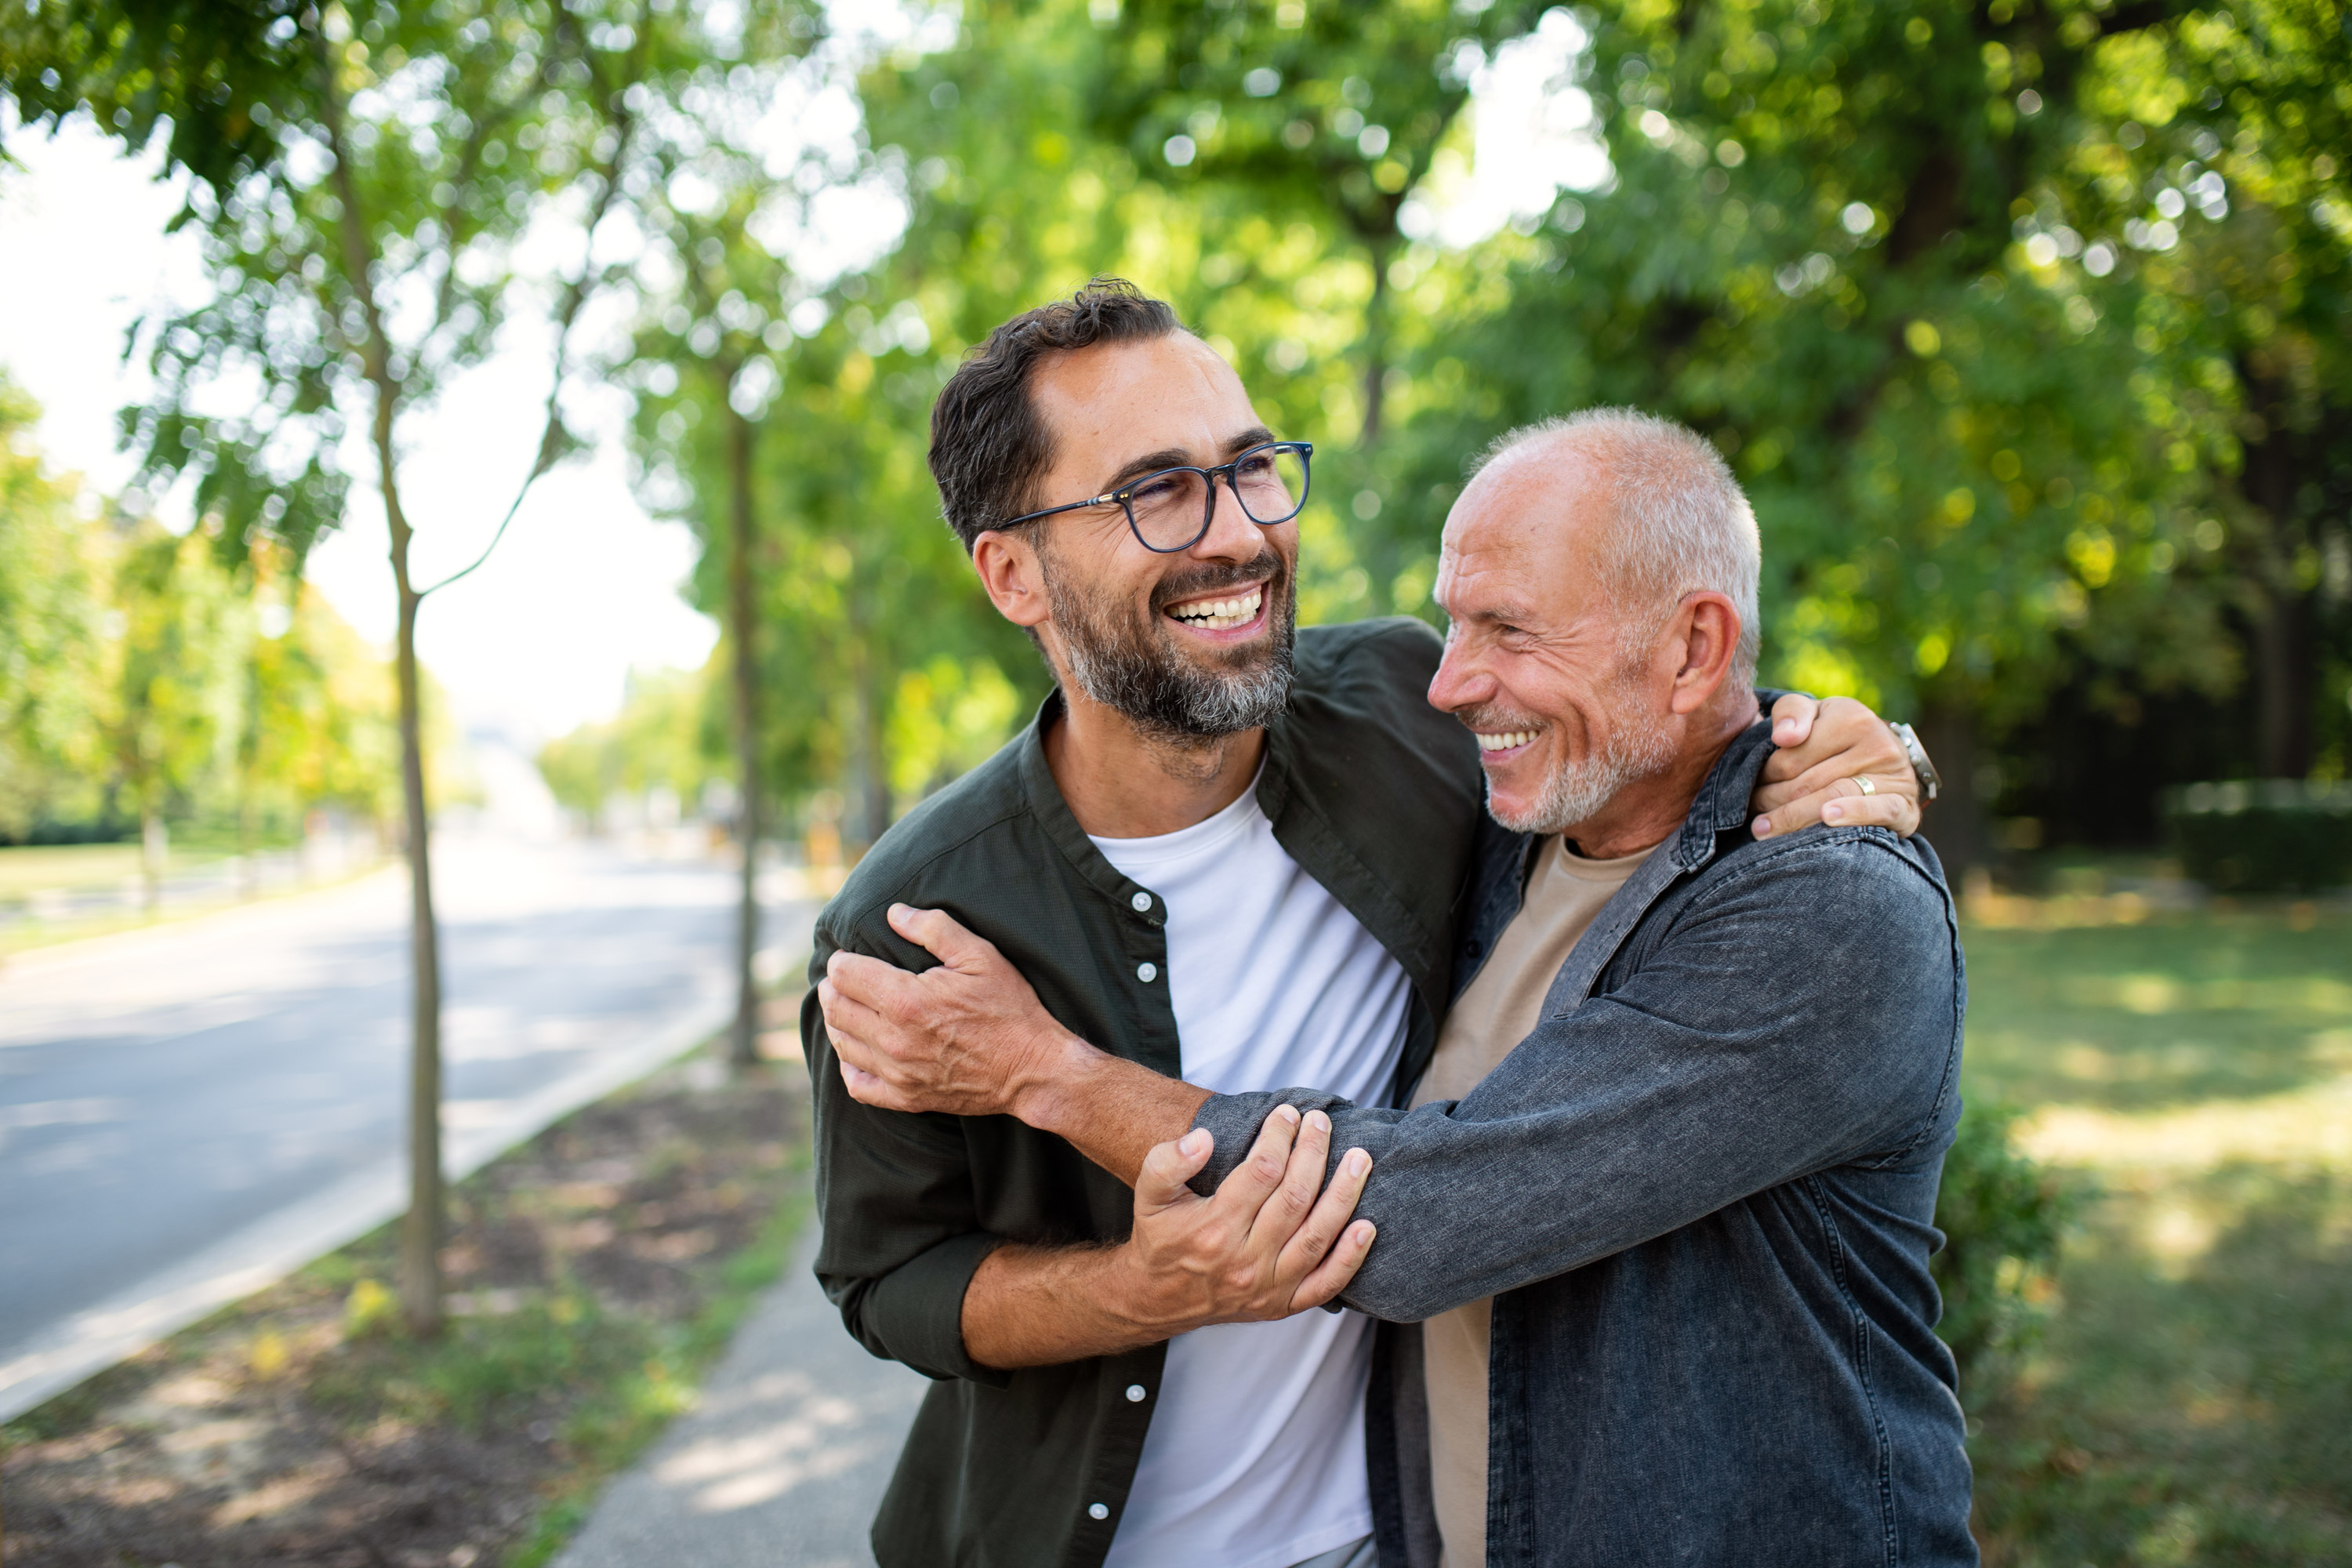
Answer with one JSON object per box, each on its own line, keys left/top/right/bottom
{"left": 0, "top": 832, "right": 803, "bottom": 1411}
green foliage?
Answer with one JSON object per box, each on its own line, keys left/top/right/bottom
{"left": 0, "top": 380, "right": 399, "bottom": 840}
{"left": 537, "top": 666, "right": 719, "bottom": 822}
{"left": 0, "top": 374, "right": 111, "bottom": 833}
{"left": 1931, "top": 1098, "right": 2072, "bottom": 1397}
{"left": 2164, "top": 779, "right": 2352, "bottom": 892}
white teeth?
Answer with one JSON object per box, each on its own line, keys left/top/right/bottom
{"left": 1169, "top": 586, "right": 1264, "bottom": 630}
{"left": 1475, "top": 730, "right": 1537, "bottom": 752}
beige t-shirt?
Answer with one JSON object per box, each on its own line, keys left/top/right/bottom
{"left": 1409, "top": 833, "right": 1657, "bottom": 1568}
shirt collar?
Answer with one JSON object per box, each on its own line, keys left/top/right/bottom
{"left": 1672, "top": 716, "right": 1777, "bottom": 872}
{"left": 1013, "top": 688, "right": 1294, "bottom": 926}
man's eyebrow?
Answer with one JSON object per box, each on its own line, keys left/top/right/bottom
{"left": 1100, "top": 448, "right": 1192, "bottom": 492}
{"left": 1098, "top": 427, "right": 1279, "bottom": 492}
{"left": 1461, "top": 601, "right": 1541, "bottom": 629}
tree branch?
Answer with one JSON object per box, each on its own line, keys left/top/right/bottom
{"left": 418, "top": 2, "right": 654, "bottom": 600}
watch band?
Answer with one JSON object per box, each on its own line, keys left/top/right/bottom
{"left": 1890, "top": 722, "right": 1941, "bottom": 801}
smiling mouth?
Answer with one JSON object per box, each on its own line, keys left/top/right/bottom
{"left": 1474, "top": 729, "right": 1539, "bottom": 753}
{"left": 1163, "top": 585, "right": 1265, "bottom": 631}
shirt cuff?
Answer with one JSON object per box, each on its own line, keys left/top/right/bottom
{"left": 861, "top": 1229, "right": 1014, "bottom": 1388}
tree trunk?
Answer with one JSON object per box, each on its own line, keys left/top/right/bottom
{"left": 725, "top": 394, "right": 762, "bottom": 1070}
{"left": 390, "top": 515, "right": 445, "bottom": 1339}
{"left": 844, "top": 622, "right": 891, "bottom": 857}
{"left": 2251, "top": 575, "right": 2311, "bottom": 779}
{"left": 140, "top": 811, "right": 166, "bottom": 914}
{"left": 1360, "top": 241, "right": 1391, "bottom": 449}
{"left": 1918, "top": 701, "right": 1991, "bottom": 883}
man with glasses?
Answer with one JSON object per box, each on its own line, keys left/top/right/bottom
{"left": 802, "top": 279, "right": 1922, "bottom": 1568}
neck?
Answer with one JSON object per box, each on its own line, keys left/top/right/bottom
{"left": 1043, "top": 679, "right": 1265, "bottom": 839}
{"left": 1563, "top": 688, "right": 1761, "bottom": 859}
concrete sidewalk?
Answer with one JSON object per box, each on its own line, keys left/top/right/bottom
{"left": 554, "top": 1222, "right": 927, "bottom": 1568}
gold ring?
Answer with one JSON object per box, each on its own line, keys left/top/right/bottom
{"left": 1854, "top": 775, "right": 1877, "bottom": 796}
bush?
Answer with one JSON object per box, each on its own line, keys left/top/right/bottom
{"left": 2163, "top": 779, "right": 2352, "bottom": 894}
{"left": 1933, "top": 1099, "right": 2071, "bottom": 1401}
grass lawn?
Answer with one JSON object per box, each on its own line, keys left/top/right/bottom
{"left": 1961, "top": 898, "right": 2352, "bottom": 1566}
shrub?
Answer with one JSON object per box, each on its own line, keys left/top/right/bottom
{"left": 1933, "top": 1099, "right": 2071, "bottom": 1402}
{"left": 2163, "top": 779, "right": 2352, "bottom": 894}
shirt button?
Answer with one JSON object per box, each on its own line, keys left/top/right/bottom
{"left": 1125, "top": 1384, "right": 1147, "bottom": 1402}
{"left": 1131, "top": 891, "right": 1152, "bottom": 912}
{"left": 1088, "top": 1502, "right": 1110, "bottom": 1520}
{"left": 1136, "top": 962, "right": 1157, "bottom": 983}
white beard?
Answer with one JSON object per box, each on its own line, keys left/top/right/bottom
{"left": 1483, "top": 680, "right": 1677, "bottom": 838}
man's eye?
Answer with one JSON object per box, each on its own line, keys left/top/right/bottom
{"left": 1129, "top": 475, "right": 1183, "bottom": 503}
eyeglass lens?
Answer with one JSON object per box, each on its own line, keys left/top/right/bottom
{"left": 1127, "top": 446, "right": 1309, "bottom": 551}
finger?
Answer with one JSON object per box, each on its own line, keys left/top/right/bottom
{"left": 1275, "top": 1142, "right": 1370, "bottom": 1281}
{"left": 1249, "top": 1108, "right": 1334, "bottom": 1250}
{"left": 887, "top": 904, "right": 1001, "bottom": 973}
{"left": 1759, "top": 699, "right": 1909, "bottom": 793}
{"left": 1753, "top": 742, "right": 1920, "bottom": 814}
{"left": 1135, "top": 1128, "right": 1215, "bottom": 1214}
{"left": 1821, "top": 788, "right": 1922, "bottom": 836}
{"left": 1290, "top": 1219, "right": 1377, "bottom": 1313}
{"left": 838, "top": 1057, "right": 914, "bottom": 1111}
{"left": 815, "top": 981, "right": 893, "bottom": 1059}
{"left": 1211, "top": 1103, "right": 1303, "bottom": 1213}
{"left": 1755, "top": 776, "right": 1907, "bottom": 838}
{"left": 826, "top": 949, "right": 925, "bottom": 1014}
{"left": 1769, "top": 691, "right": 1819, "bottom": 750}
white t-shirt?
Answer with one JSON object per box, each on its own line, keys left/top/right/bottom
{"left": 1091, "top": 778, "right": 1411, "bottom": 1568}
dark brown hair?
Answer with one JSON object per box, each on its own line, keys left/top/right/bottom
{"left": 928, "top": 277, "right": 1185, "bottom": 552}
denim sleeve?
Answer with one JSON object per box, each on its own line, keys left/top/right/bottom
{"left": 1189, "top": 829, "right": 1963, "bottom": 1323}
{"left": 804, "top": 917, "right": 1011, "bottom": 1386}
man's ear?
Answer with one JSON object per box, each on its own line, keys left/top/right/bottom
{"left": 972, "top": 530, "right": 1051, "bottom": 632}
{"left": 1666, "top": 591, "right": 1740, "bottom": 717}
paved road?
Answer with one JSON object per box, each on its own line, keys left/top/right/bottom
{"left": 0, "top": 832, "right": 805, "bottom": 1416}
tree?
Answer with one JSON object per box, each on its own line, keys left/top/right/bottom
{"left": 619, "top": 22, "right": 820, "bottom": 1068}
{"left": 0, "top": 375, "right": 112, "bottom": 837}
{"left": 5, "top": 0, "right": 689, "bottom": 1333}
{"left": 100, "top": 517, "right": 245, "bottom": 905}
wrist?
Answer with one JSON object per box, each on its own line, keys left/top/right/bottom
{"left": 1008, "top": 1029, "right": 1112, "bottom": 1134}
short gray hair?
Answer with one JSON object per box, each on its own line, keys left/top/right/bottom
{"left": 1476, "top": 408, "right": 1761, "bottom": 684}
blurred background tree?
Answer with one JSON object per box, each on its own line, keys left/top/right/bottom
{"left": 0, "top": 375, "right": 401, "bottom": 863}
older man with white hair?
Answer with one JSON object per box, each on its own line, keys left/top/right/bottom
{"left": 824, "top": 401, "right": 1973, "bottom": 1568}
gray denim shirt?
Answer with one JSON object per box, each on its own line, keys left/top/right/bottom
{"left": 1190, "top": 720, "right": 1977, "bottom": 1568}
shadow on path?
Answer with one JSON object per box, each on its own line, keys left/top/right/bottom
{"left": 555, "top": 1223, "right": 927, "bottom": 1568}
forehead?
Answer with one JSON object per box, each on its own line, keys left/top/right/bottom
{"left": 1029, "top": 333, "right": 1257, "bottom": 472}
{"left": 1439, "top": 446, "right": 1608, "bottom": 613}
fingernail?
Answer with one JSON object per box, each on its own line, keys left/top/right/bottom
{"left": 1276, "top": 1104, "right": 1301, "bottom": 1124}
{"left": 1181, "top": 1128, "right": 1210, "bottom": 1154}
{"left": 1751, "top": 815, "right": 1773, "bottom": 838}
{"left": 1307, "top": 1109, "right": 1330, "bottom": 1133}
{"left": 1356, "top": 1224, "right": 1376, "bottom": 1246}
{"left": 1345, "top": 1149, "right": 1369, "bottom": 1177}
{"left": 1825, "top": 803, "right": 1845, "bottom": 822}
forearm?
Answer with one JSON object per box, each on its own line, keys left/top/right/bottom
{"left": 960, "top": 1240, "right": 1170, "bottom": 1370}
{"left": 1013, "top": 1036, "right": 1210, "bottom": 1186}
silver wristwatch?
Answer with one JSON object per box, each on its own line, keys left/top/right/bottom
{"left": 1889, "top": 723, "right": 1941, "bottom": 801}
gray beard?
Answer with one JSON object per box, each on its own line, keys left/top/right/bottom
{"left": 1043, "top": 553, "right": 1296, "bottom": 743}
{"left": 1483, "top": 681, "right": 1677, "bottom": 838}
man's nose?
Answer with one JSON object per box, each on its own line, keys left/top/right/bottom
{"left": 1189, "top": 473, "right": 1265, "bottom": 561}
{"left": 1428, "top": 633, "right": 1490, "bottom": 714}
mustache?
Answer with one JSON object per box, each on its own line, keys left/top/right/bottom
{"left": 1149, "top": 553, "right": 1285, "bottom": 614}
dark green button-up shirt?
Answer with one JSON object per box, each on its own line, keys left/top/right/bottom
{"left": 801, "top": 618, "right": 1485, "bottom": 1568}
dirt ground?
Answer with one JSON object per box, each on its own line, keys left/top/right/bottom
{"left": 2, "top": 1042, "right": 808, "bottom": 1568}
